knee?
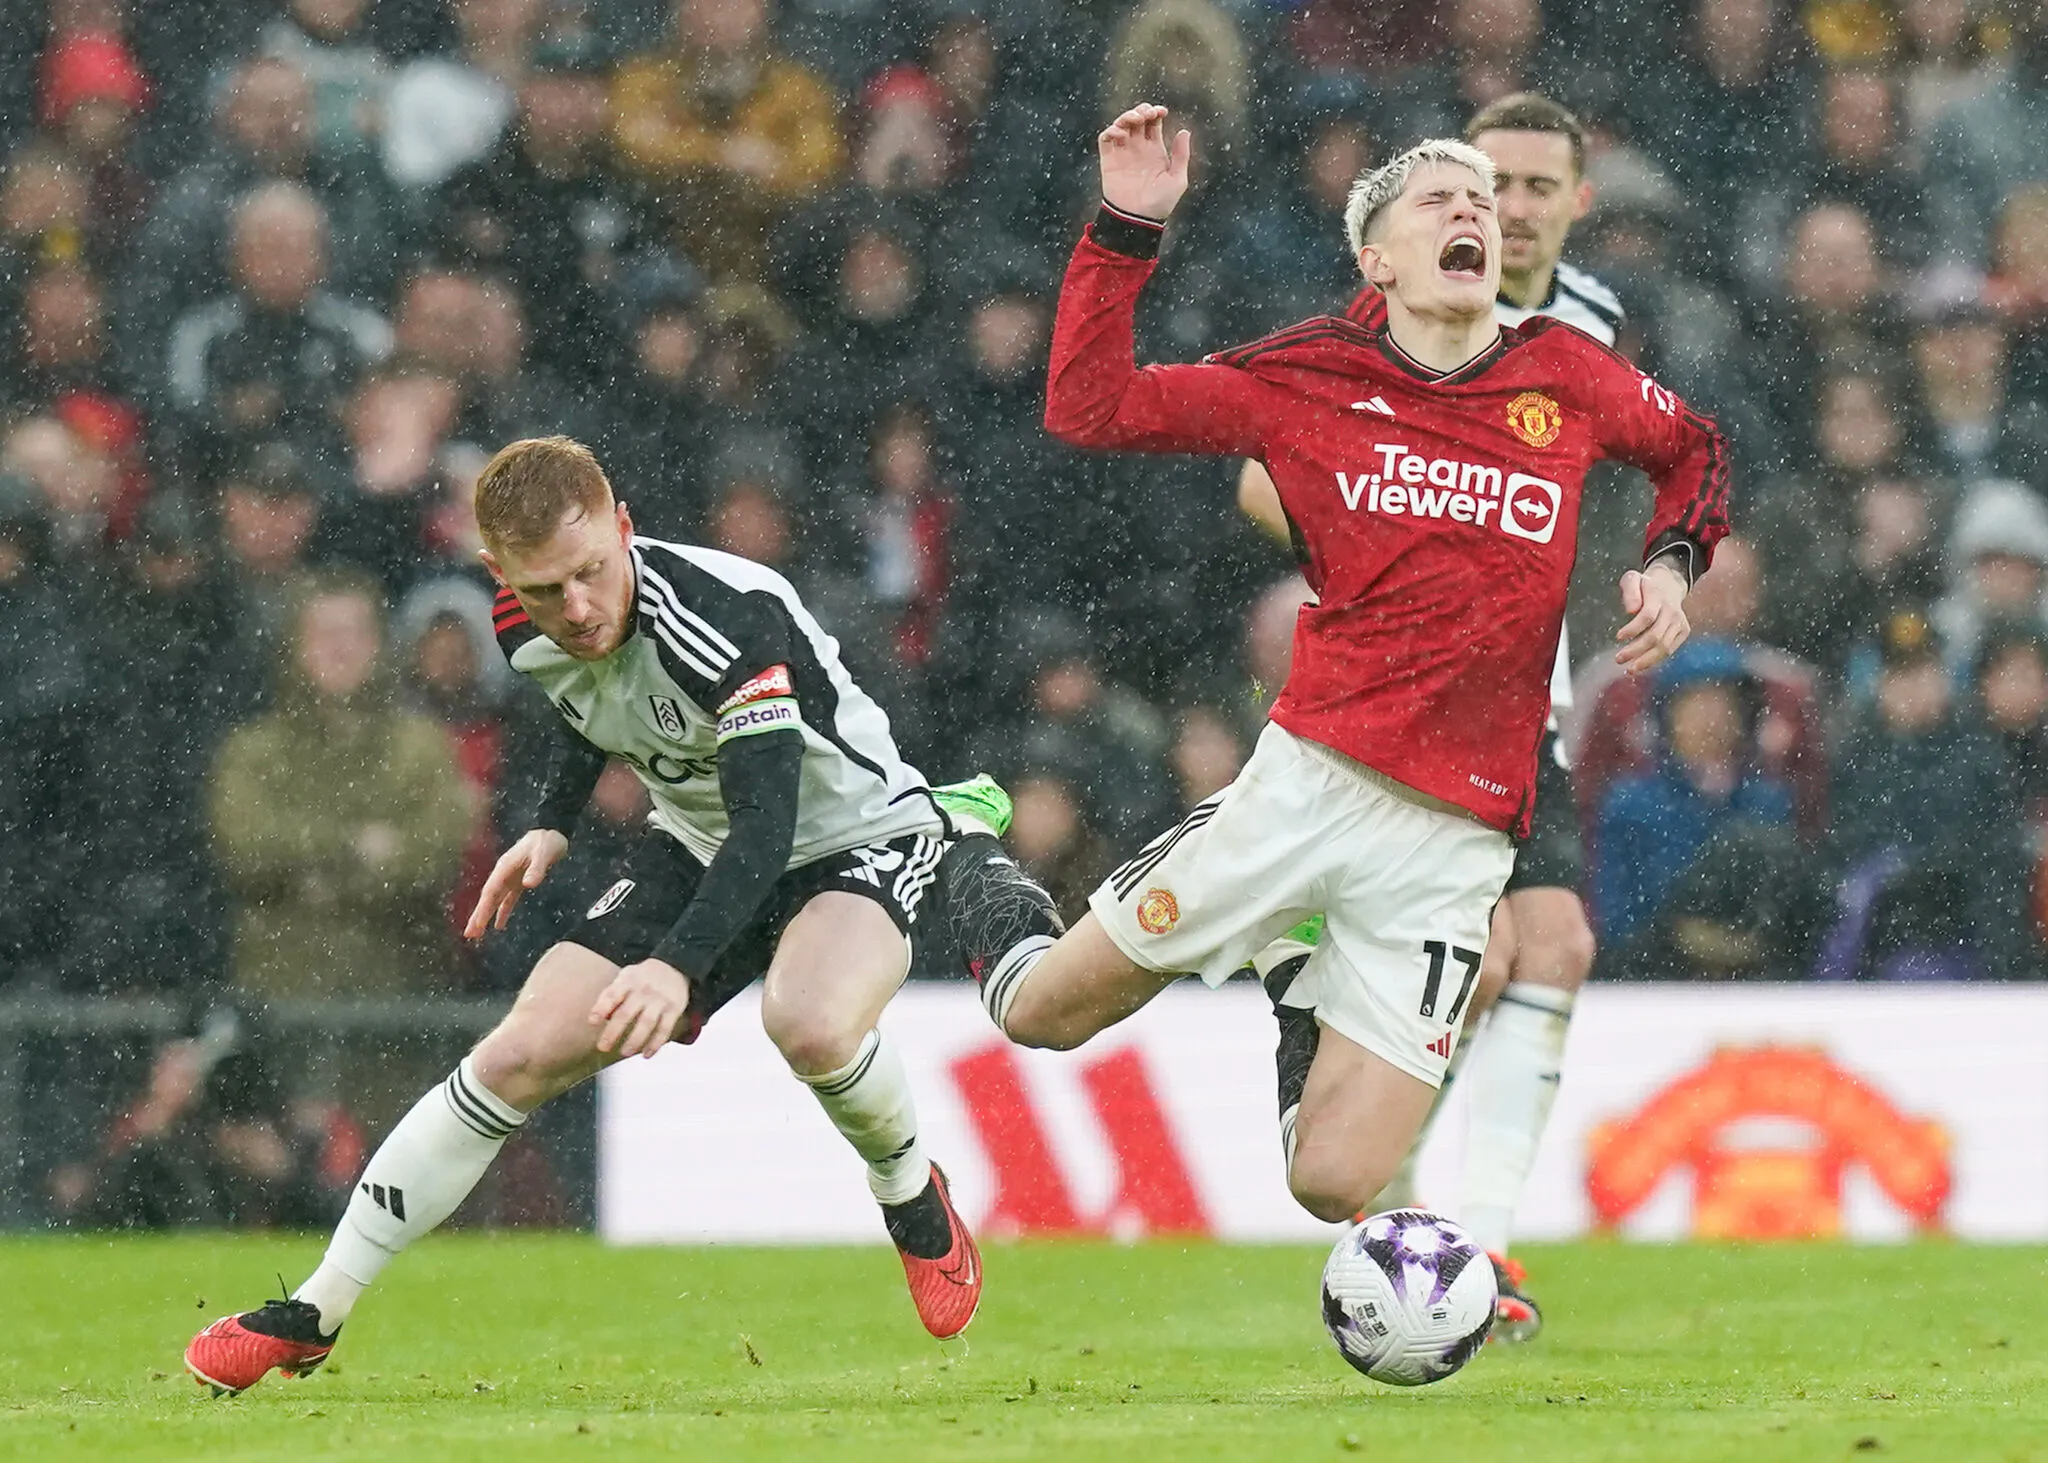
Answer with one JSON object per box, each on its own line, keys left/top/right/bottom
{"left": 1525, "top": 911, "right": 1598, "bottom": 990}
{"left": 995, "top": 987, "right": 1086, "bottom": 1052}
{"left": 1288, "top": 1158, "right": 1373, "bottom": 1226}
{"left": 762, "top": 998, "right": 866, "bottom": 1078}
{"left": 1287, "top": 1138, "right": 1384, "bottom": 1226}
{"left": 1006, "top": 1017, "right": 1082, "bottom": 1052}
{"left": 470, "top": 1020, "right": 583, "bottom": 1111}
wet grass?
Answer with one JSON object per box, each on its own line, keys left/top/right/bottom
{"left": 2, "top": 1234, "right": 2044, "bottom": 1462}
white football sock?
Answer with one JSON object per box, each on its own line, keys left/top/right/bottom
{"left": 1458, "top": 983, "right": 1575, "bottom": 1255}
{"left": 980, "top": 935, "right": 1053, "bottom": 1033}
{"left": 294, "top": 1055, "right": 526, "bottom": 1332}
{"left": 796, "top": 1029, "right": 929, "bottom": 1206}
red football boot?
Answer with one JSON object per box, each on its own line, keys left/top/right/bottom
{"left": 185, "top": 1298, "right": 337, "bottom": 1396}
{"left": 1488, "top": 1253, "right": 1543, "bottom": 1344}
{"left": 885, "top": 1165, "right": 982, "bottom": 1339}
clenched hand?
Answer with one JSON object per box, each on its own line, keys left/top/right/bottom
{"left": 1614, "top": 561, "right": 1691, "bottom": 674}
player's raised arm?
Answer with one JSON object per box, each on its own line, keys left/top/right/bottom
{"left": 1043, "top": 105, "right": 1272, "bottom": 458}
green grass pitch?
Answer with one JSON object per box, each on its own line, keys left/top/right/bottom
{"left": 3, "top": 1235, "right": 2045, "bottom": 1463}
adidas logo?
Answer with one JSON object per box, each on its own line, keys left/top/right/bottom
{"left": 1425, "top": 1031, "right": 1454, "bottom": 1060}
{"left": 361, "top": 1181, "right": 407, "bottom": 1221}
{"left": 1350, "top": 396, "right": 1396, "bottom": 417}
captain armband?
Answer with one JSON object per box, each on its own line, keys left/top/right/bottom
{"left": 714, "top": 664, "right": 801, "bottom": 744}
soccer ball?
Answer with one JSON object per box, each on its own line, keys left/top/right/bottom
{"left": 1320, "top": 1208, "right": 1496, "bottom": 1384}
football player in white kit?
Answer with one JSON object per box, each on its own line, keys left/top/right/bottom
{"left": 1237, "top": 95, "right": 1619, "bottom": 1340}
{"left": 187, "top": 436, "right": 1039, "bottom": 1394}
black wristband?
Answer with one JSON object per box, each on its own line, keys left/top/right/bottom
{"left": 1643, "top": 530, "right": 1702, "bottom": 589}
{"left": 1091, "top": 201, "right": 1166, "bottom": 260}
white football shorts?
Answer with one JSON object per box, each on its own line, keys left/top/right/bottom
{"left": 1090, "top": 723, "right": 1515, "bottom": 1084}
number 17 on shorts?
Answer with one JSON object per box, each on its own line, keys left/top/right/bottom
{"left": 1415, "top": 940, "right": 1484, "bottom": 1059}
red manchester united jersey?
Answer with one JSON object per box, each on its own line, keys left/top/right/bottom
{"left": 1045, "top": 218, "right": 1729, "bottom": 835}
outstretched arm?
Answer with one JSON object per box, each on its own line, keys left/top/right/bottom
{"left": 464, "top": 722, "right": 605, "bottom": 937}
{"left": 1044, "top": 105, "right": 1274, "bottom": 457}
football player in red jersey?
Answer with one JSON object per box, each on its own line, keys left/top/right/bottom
{"left": 1239, "top": 95, "right": 1624, "bottom": 1339}
{"left": 940, "top": 105, "right": 1726, "bottom": 1226}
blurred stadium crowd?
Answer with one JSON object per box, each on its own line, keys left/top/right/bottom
{"left": 6, "top": 0, "right": 2048, "bottom": 1044}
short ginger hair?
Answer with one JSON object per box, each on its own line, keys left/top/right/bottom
{"left": 473, "top": 435, "right": 613, "bottom": 551}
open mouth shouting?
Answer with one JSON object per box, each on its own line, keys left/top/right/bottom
{"left": 1439, "top": 231, "right": 1488, "bottom": 282}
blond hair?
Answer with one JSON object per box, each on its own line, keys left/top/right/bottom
{"left": 1344, "top": 139, "right": 1497, "bottom": 257}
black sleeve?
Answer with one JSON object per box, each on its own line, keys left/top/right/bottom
{"left": 1644, "top": 527, "right": 1704, "bottom": 590}
{"left": 1089, "top": 200, "right": 1166, "bottom": 260}
{"left": 492, "top": 584, "right": 606, "bottom": 835}
{"left": 648, "top": 727, "right": 803, "bottom": 976}
{"left": 531, "top": 722, "right": 609, "bottom": 838}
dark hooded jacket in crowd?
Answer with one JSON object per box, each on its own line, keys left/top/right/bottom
{"left": 124, "top": 136, "right": 399, "bottom": 353}
{"left": 1830, "top": 691, "right": 2038, "bottom": 979}
{"left": 71, "top": 496, "right": 245, "bottom": 990}
{"left": 775, "top": 196, "right": 946, "bottom": 486}
{"left": 935, "top": 333, "right": 1083, "bottom": 616}
{"left": 437, "top": 123, "right": 643, "bottom": 389}
{"left": 0, "top": 475, "right": 95, "bottom": 982}
{"left": 584, "top": 252, "right": 712, "bottom": 536}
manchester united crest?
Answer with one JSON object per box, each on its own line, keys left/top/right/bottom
{"left": 1506, "top": 391, "right": 1563, "bottom": 448}
{"left": 1136, "top": 887, "right": 1181, "bottom": 935}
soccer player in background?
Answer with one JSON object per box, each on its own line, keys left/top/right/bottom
{"left": 186, "top": 436, "right": 1028, "bottom": 1394}
{"left": 942, "top": 106, "right": 1725, "bottom": 1252}
{"left": 1237, "top": 94, "right": 1618, "bottom": 1340}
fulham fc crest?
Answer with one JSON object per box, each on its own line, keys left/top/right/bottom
{"left": 1506, "top": 391, "right": 1563, "bottom": 449}
{"left": 587, "top": 879, "right": 636, "bottom": 919}
{"left": 650, "top": 695, "right": 687, "bottom": 740}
